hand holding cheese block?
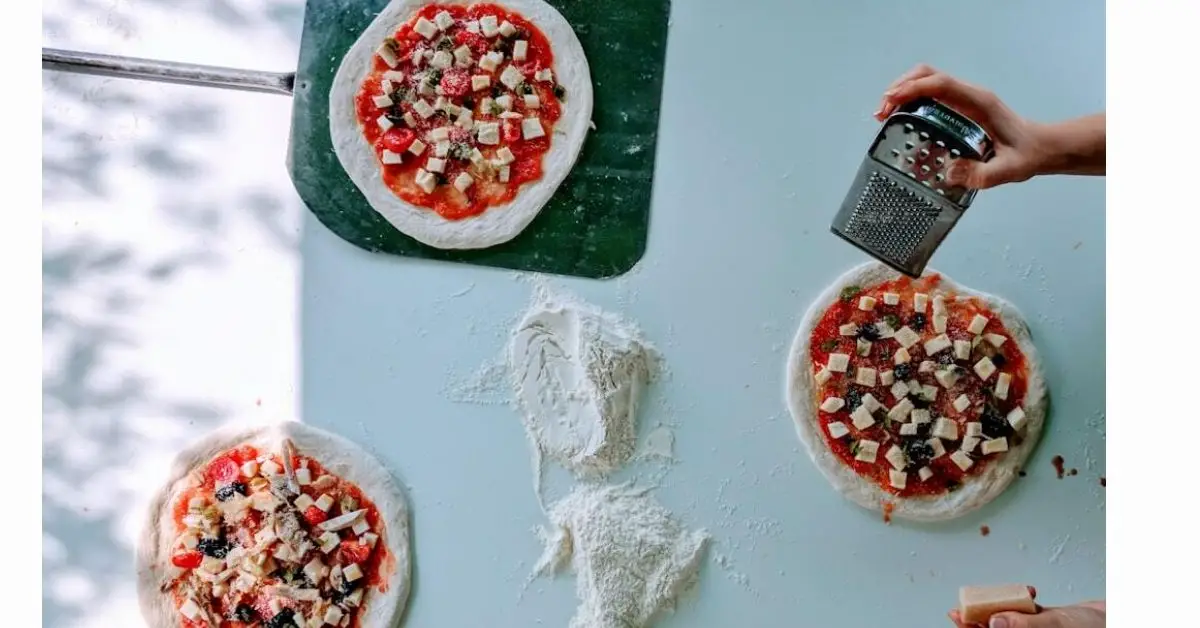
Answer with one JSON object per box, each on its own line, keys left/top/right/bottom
{"left": 947, "top": 585, "right": 1106, "bottom": 628}
{"left": 958, "top": 584, "right": 1038, "bottom": 624}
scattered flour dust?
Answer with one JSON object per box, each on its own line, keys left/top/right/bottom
{"left": 534, "top": 483, "right": 710, "bottom": 628}
{"left": 509, "top": 285, "right": 660, "bottom": 480}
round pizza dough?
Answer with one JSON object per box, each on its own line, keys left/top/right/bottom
{"left": 785, "top": 262, "right": 1048, "bottom": 522}
{"left": 136, "top": 422, "right": 412, "bottom": 628}
{"left": 329, "top": 0, "right": 594, "bottom": 250}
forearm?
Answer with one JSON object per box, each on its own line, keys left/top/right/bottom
{"left": 1033, "top": 113, "right": 1106, "bottom": 177}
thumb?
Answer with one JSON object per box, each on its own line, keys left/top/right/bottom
{"left": 988, "top": 611, "right": 1059, "bottom": 628}
{"left": 989, "top": 605, "right": 1103, "bottom": 628}
{"left": 945, "top": 153, "right": 1029, "bottom": 190}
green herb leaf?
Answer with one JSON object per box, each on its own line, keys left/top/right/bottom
{"left": 820, "top": 339, "right": 838, "bottom": 352}
{"left": 884, "top": 313, "right": 900, "bottom": 328}
{"left": 850, "top": 441, "right": 860, "bottom": 456}
{"left": 840, "top": 285, "right": 862, "bottom": 302}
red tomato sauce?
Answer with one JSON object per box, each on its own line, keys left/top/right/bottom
{"left": 354, "top": 3, "right": 562, "bottom": 220}
{"left": 807, "top": 273, "right": 1030, "bottom": 498}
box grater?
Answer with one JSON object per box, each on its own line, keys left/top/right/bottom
{"left": 831, "top": 98, "right": 994, "bottom": 277}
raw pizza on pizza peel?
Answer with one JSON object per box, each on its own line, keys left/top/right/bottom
{"left": 137, "top": 422, "right": 411, "bottom": 628}
{"left": 330, "top": 0, "right": 593, "bottom": 250}
{"left": 786, "top": 262, "right": 1048, "bottom": 522}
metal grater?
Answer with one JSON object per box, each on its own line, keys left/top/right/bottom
{"left": 830, "top": 98, "right": 994, "bottom": 277}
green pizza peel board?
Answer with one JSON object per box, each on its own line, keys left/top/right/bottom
{"left": 288, "top": 0, "right": 670, "bottom": 279}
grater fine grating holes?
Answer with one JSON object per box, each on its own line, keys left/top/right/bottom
{"left": 843, "top": 172, "right": 941, "bottom": 264}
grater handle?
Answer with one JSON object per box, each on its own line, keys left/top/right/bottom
{"left": 42, "top": 48, "right": 295, "bottom": 96}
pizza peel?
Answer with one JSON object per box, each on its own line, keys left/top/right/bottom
{"left": 42, "top": 0, "right": 671, "bottom": 280}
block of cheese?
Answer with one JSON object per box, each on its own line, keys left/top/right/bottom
{"left": 958, "top": 584, "right": 1037, "bottom": 624}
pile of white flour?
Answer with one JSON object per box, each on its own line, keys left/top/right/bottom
{"left": 508, "top": 287, "right": 659, "bottom": 479}
{"left": 534, "top": 483, "right": 710, "bottom": 628}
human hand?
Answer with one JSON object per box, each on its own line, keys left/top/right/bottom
{"left": 873, "top": 64, "right": 1053, "bottom": 190}
{"left": 948, "top": 593, "right": 1106, "bottom": 628}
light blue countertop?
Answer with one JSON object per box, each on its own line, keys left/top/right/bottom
{"left": 301, "top": 1, "right": 1105, "bottom": 626}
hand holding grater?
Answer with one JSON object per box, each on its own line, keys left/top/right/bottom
{"left": 831, "top": 98, "right": 994, "bottom": 277}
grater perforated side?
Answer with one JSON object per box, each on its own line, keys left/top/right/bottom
{"left": 843, "top": 171, "right": 943, "bottom": 264}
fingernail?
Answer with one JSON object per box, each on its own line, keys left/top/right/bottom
{"left": 989, "top": 617, "right": 1009, "bottom": 628}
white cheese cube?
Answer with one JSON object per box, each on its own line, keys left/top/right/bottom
{"left": 535, "top": 67, "right": 554, "bottom": 82}
{"left": 888, "top": 398, "right": 915, "bottom": 422}
{"left": 411, "top": 47, "right": 425, "bottom": 68}
{"left": 932, "top": 417, "right": 959, "bottom": 441}
{"left": 453, "top": 172, "right": 474, "bottom": 192}
{"left": 498, "top": 165, "right": 511, "bottom": 183}
{"left": 408, "top": 140, "right": 428, "bottom": 158}
{"left": 935, "top": 368, "right": 960, "bottom": 389}
{"left": 434, "top": 10, "right": 455, "bottom": 31}
{"left": 954, "top": 340, "right": 972, "bottom": 360}
{"left": 381, "top": 149, "right": 404, "bottom": 165}
{"left": 376, "top": 114, "right": 394, "bottom": 131}
{"left": 855, "top": 367, "right": 877, "bottom": 387}
{"left": 820, "top": 397, "right": 845, "bottom": 413}
{"left": 919, "top": 360, "right": 936, "bottom": 374}
{"left": 495, "top": 93, "right": 514, "bottom": 110}
{"left": 434, "top": 140, "right": 450, "bottom": 158}
{"left": 295, "top": 467, "right": 312, "bottom": 485}
{"left": 918, "top": 466, "right": 934, "bottom": 481}
{"left": 851, "top": 406, "right": 876, "bottom": 430}
{"left": 426, "top": 157, "right": 446, "bottom": 174}
{"left": 465, "top": 19, "right": 480, "bottom": 33}
{"left": 479, "top": 51, "right": 502, "bottom": 72}
{"left": 911, "top": 409, "right": 931, "bottom": 424}
{"left": 908, "top": 379, "right": 922, "bottom": 394}
{"left": 318, "top": 531, "right": 340, "bottom": 553}
{"left": 889, "top": 469, "right": 908, "bottom": 490}
{"left": 179, "top": 598, "right": 202, "bottom": 621}
{"left": 921, "top": 384, "right": 939, "bottom": 401}
{"left": 495, "top": 146, "right": 516, "bottom": 165}
{"left": 373, "top": 93, "right": 394, "bottom": 108}
{"left": 431, "top": 50, "right": 453, "bottom": 69}
{"left": 499, "top": 20, "right": 517, "bottom": 37}
{"left": 480, "top": 15, "right": 500, "bottom": 37}
{"left": 314, "top": 494, "right": 334, "bottom": 512}
{"left": 985, "top": 333, "right": 1008, "bottom": 348}
{"left": 950, "top": 450, "right": 974, "bottom": 471}
{"left": 403, "top": 111, "right": 418, "bottom": 127}
{"left": 814, "top": 367, "right": 832, "bottom": 385}
{"left": 429, "top": 127, "right": 451, "bottom": 142}
{"left": 476, "top": 121, "right": 501, "bottom": 145}
{"left": 293, "top": 494, "right": 315, "bottom": 511}
{"left": 885, "top": 444, "right": 907, "bottom": 470}
{"left": 914, "top": 293, "right": 929, "bottom": 312}
{"left": 928, "top": 438, "right": 946, "bottom": 459}
{"left": 899, "top": 422, "right": 919, "bottom": 435}
{"left": 1007, "top": 407, "right": 1027, "bottom": 431}
{"left": 414, "top": 17, "right": 439, "bottom": 39}
{"left": 966, "top": 422, "right": 983, "bottom": 437}
{"left": 967, "top": 314, "right": 990, "bottom": 335}
{"left": 981, "top": 438, "right": 1009, "bottom": 455}
{"left": 855, "top": 439, "right": 880, "bottom": 462}
{"left": 360, "top": 532, "right": 379, "bottom": 547}
{"left": 241, "top": 460, "right": 259, "bottom": 477}
{"left": 973, "top": 357, "right": 997, "bottom": 380}
{"left": 880, "top": 370, "right": 895, "bottom": 386}
{"left": 303, "top": 557, "right": 326, "bottom": 585}
{"left": 961, "top": 436, "right": 979, "bottom": 454}
{"left": 953, "top": 394, "right": 971, "bottom": 413}
{"left": 883, "top": 292, "right": 900, "bottom": 305}
{"left": 861, "top": 393, "right": 882, "bottom": 412}
{"left": 380, "top": 78, "right": 394, "bottom": 95}
{"left": 413, "top": 99, "right": 436, "bottom": 119}
{"left": 856, "top": 338, "right": 872, "bottom": 357}
{"left": 351, "top": 518, "right": 371, "bottom": 536}
{"left": 827, "top": 421, "right": 850, "bottom": 439}
{"left": 471, "top": 74, "right": 491, "bottom": 91}
{"left": 456, "top": 108, "right": 474, "bottom": 129}
{"left": 324, "top": 605, "right": 345, "bottom": 626}
{"left": 454, "top": 45, "right": 473, "bottom": 67}
{"left": 858, "top": 295, "right": 877, "bottom": 311}
{"left": 839, "top": 323, "right": 858, "bottom": 336}
{"left": 895, "top": 326, "right": 921, "bottom": 348}
{"left": 894, "top": 347, "right": 911, "bottom": 364}
{"left": 261, "top": 459, "right": 282, "bottom": 476}
{"left": 932, "top": 294, "right": 947, "bottom": 315}
{"left": 343, "top": 562, "right": 364, "bottom": 582}
{"left": 524, "top": 93, "right": 541, "bottom": 109}
{"left": 875, "top": 322, "right": 895, "bottom": 338}
{"left": 995, "top": 373, "right": 1012, "bottom": 400}
{"left": 827, "top": 353, "right": 851, "bottom": 373}
{"left": 933, "top": 314, "right": 948, "bottom": 333}
{"left": 377, "top": 44, "right": 400, "bottom": 68}
{"left": 924, "top": 334, "right": 952, "bottom": 355}
{"left": 500, "top": 65, "right": 525, "bottom": 90}
{"left": 890, "top": 381, "right": 910, "bottom": 400}
{"left": 513, "top": 39, "right": 529, "bottom": 61}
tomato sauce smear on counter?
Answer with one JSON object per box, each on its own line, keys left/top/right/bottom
{"left": 807, "top": 273, "right": 1030, "bottom": 498}
{"left": 167, "top": 445, "right": 393, "bottom": 628}
{"left": 354, "top": 3, "right": 565, "bottom": 220}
